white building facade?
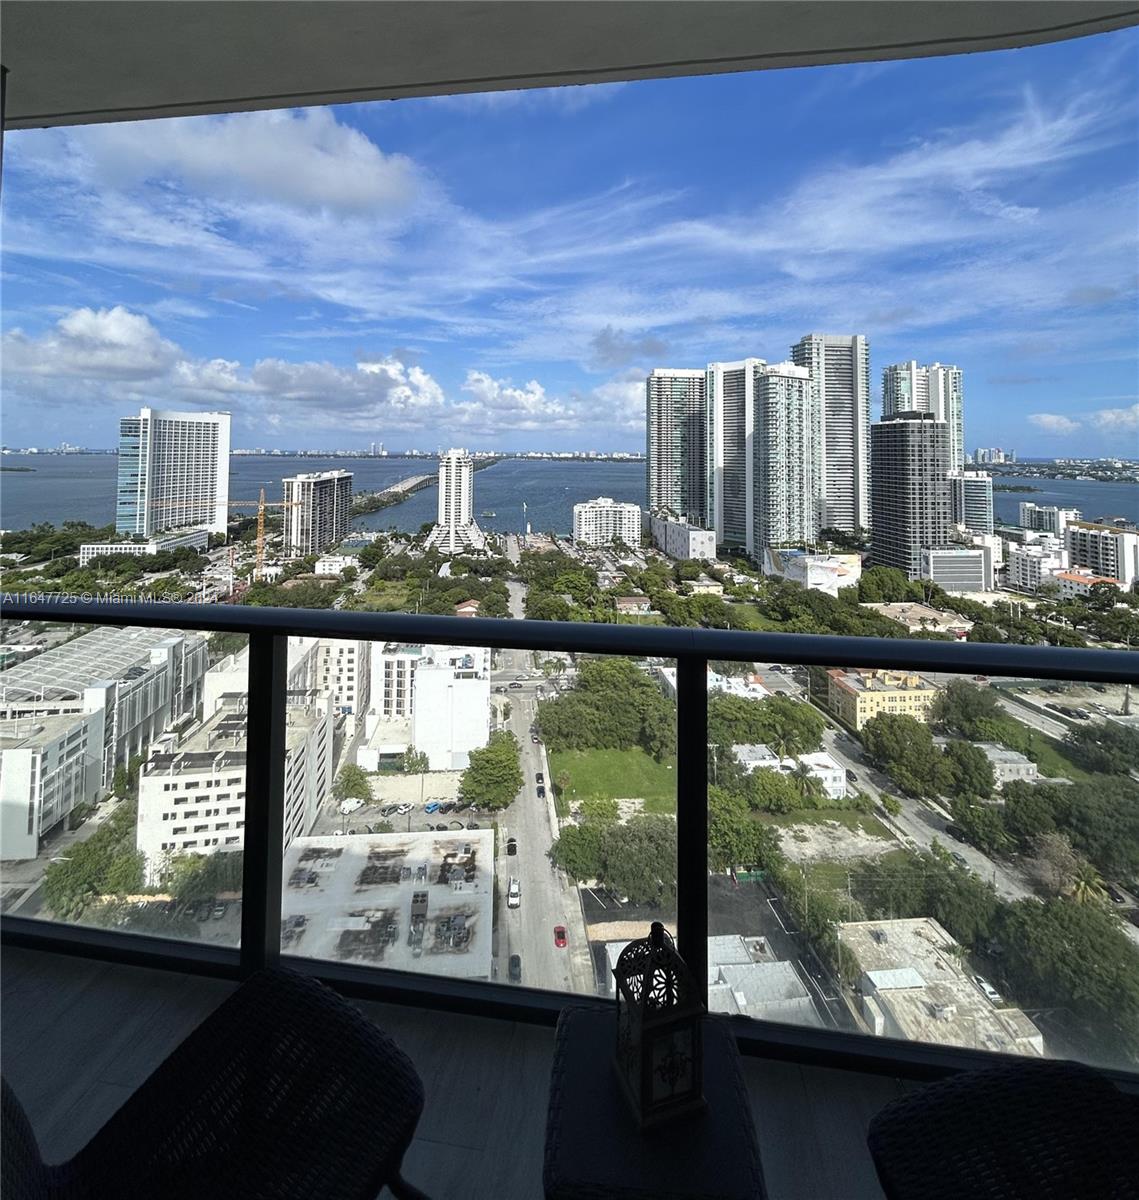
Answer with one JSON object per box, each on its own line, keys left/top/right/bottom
{"left": 1019, "top": 503, "right": 1080, "bottom": 535}
{"left": 648, "top": 512, "right": 717, "bottom": 561}
{"left": 645, "top": 368, "right": 709, "bottom": 527}
{"left": 882, "top": 361, "right": 965, "bottom": 471}
{"left": 1063, "top": 521, "right": 1139, "bottom": 588}
{"left": 572, "top": 497, "right": 642, "bottom": 547}
{"left": 947, "top": 470, "right": 994, "bottom": 535}
{"left": 410, "top": 647, "right": 491, "bottom": 771}
{"left": 425, "top": 449, "right": 486, "bottom": 554}
{"left": 317, "top": 639, "right": 371, "bottom": 722}
{"left": 921, "top": 546, "right": 993, "bottom": 593}
{"left": 1007, "top": 543, "right": 1067, "bottom": 593}
{"left": 790, "top": 334, "right": 871, "bottom": 533}
{"left": 282, "top": 471, "right": 353, "bottom": 557}
{"left": 79, "top": 527, "right": 210, "bottom": 567}
{"left": 116, "top": 407, "right": 230, "bottom": 536}
{"left": 762, "top": 548, "right": 862, "bottom": 598}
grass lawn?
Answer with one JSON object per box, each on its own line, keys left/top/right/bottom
{"left": 804, "top": 850, "right": 910, "bottom": 900}
{"left": 548, "top": 747, "right": 678, "bottom": 814}
{"left": 756, "top": 808, "right": 892, "bottom": 839}
{"left": 350, "top": 579, "right": 412, "bottom": 612}
{"left": 988, "top": 714, "right": 1095, "bottom": 782}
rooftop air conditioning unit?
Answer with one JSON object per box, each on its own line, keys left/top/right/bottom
{"left": 932, "top": 1003, "right": 957, "bottom": 1021}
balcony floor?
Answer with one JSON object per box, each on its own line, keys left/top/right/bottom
{"left": 1, "top": 946, "right": 905, "bottom": 1199}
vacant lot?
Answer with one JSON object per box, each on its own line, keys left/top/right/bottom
{"left": 761, "top": 808, "right": 895, "bottom": 862}
{"left": 548, "top": 748, "right": 678, "bottom": 814}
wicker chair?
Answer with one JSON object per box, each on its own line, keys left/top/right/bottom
{"left": 867, "top": 1059, "right": 1139, "bottom": 1200}
{"left": 1, "top": 967, "right": 429, "bottom": 1200}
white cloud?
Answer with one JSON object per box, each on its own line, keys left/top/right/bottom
{"left": 1028, "top": 413, "right": 1082, "bottom": 435}
{"left": 1, "top": 306, "right": 180, "bottom": 379}
{"left": 428, "top": 83, "right": 627, "bottom": 114}
{"left": 1089, "top": 402, "right": 1139, "bottom": 431}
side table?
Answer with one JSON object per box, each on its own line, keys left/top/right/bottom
{"left": 543, "top": 1006, "right": 767, "bottom": 1200}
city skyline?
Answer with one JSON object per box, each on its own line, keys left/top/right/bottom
{"left": 1, "top": 30, "right": 1136, "bottom": 455}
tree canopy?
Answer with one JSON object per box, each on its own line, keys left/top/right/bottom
{"left": 459, "top": 731, "right": 523, "bottom": 810}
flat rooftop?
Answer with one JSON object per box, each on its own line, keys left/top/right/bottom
{"left": 0, "top": 626, "right": 203, "bottom": 704}
{"left": 281, "top": 830, "right": 494, "bottom": 980}
{"left": 839, "top": 918, "right": 1043, "bottom": 1057}
{"left": 827, "top": 668, "right": 938, "bottom": 695}
{"left": 0, "top": 712, "right": 90, "bottom": 750}
{"left": 975, "top": 742, "right": 1033, "bottom": 766}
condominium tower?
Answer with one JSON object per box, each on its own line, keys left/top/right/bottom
{"left": 706, "top": 359, "right": 761, "bottom": 549}
{"left": 948, "top": 469, "right": 994, "bottom": 535}
{"left": 882, "top": 361, "right": 965, "bottom": 471}
{"left": 790, "top": 334, "right": 871, "bottom": 533}
{"left": 116, "top": 407, "right": 231, "bottom": 536}
{"left": 645, "top": 369, "right": 708, "bottom": 527}
{"left": 870, "top": 413, "right": 951, "bottom": 579}
{"left": 282, "top": 470, "right": 353, "bottom": 557}
{"left": 572, "top": 497, "right": 642, "bottom": 547}
{"left": 425, "top": 449, "right": 485, "bottom": 554}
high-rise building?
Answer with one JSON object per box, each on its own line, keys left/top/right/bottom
{"left": 1019, "top": 502, "right": 1081, "bottom": 535}
{"left": 425, "top": 449, "right": 485, "bottom": 553}
{"left": 975, "top": 447, "right": 1015, "bottom": 465}
{"left": 572, "top": 497, "right": 642, "bottom": 547}
{"left": 645, "top": 369, "right": 708, "bottom": 527}
{"left": 751, "top": 361, "right": 823, "bottom": 554}
{"left": 282, "top": 470, "right": 352, "bottom": 557}
{"left": 791, "top": 334, "right": 870, "bottom": 533}
{"left": 882, "top": 362, "right": 964, "bottom": 471}
{"left": 948, "top": 469, "right": 994, "bottom": 535}
{"left": 870, "top": 413, "right": 951, "bottom": 579}
{"left": 706, "top": 359, "right": 761, "bottom": 549}
{"left": 116, "top": 407, "right": 230, "bottom": 536}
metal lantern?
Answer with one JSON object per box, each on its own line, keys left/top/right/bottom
{"left": 612, "top": 921, "right": 705, "bottom": 1129}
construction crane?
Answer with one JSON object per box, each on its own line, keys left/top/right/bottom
{"left": 227, "top": 488, "right": 302, "bottom": 582}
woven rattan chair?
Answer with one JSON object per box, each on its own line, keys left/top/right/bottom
{"left": 1, "top": 967, "right": 429, "bottom": 1200}
{"left": 867, "top": 1059, "right": 1139, "bottom": 1200}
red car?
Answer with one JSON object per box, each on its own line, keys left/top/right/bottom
{"left": 554, "top": 925, "right": 567, "bottom": 948}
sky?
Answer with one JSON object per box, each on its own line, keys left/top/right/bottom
{"left": 1, "top": 28, "right": 1137, "bottom": 456}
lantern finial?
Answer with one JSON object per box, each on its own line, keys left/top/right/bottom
{"left": 649, "top": 921, "right": 664, "bottom": 950}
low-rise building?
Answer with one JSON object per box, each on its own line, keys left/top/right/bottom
{"left": 1007, "top": 543, "right": 1067, "bottom": 593}
{"left": 732, "top": 745, "right": 846, "bottom": 800}
{"left": 826, "top": 668, "right": 940, "bottom": 730}
{"left": 862, "top": 603, "right": 973, "bottom": 638}
{"left": 976, "top": 743, "right": 1038, "bottom": 790}
{"left": 453, "top": 599, "right": 481, "bottom": 618}
{"left": 614, "top": 595, "right": 652, "bottom": 615}
{"left": 687, "top": 576, "right": 724, "bottom": 596}
{"left": 734, "top": 744, "right": 786, "bottom": 774}
{"left": 648, "top": 512, "right": 717, "bottom": 561}
{"left": 78, "top": 527, "right": 209, "bottom": 567}
{"left": 280, "top": 829, "right": 494, "bottom": 980}
{"left": 762, "top": 548, "right": 862, "bottom": 598}
{"left": 572, "top": 497, "right": 641, "bottom": 548}
{"left": 1053, "top": 568, "right": 1122, "bottom": 599}
{"left": 1019, "top": 502, "right": 1080, "bottom": 535}
{"left": 314, "top": 554, "right": 356, "bottom": 576}
{"left": 658, "top": 666, "right": 770, "bottom": 702}
{"left": 797, "top": 751, "right": 848, "bottom": 801}
{"left": 1064, "top": 521, "right": 1139, "bottom": 588}
{"left": 136, "top": 689, "right": 334, "bottom": 885}
{"left": 921, "top": 545, "right": 993, "bottom": 592}
{"left": 0, "top": 712, "right": 105, "bottom": 860}
{"left": 839, "top": 917, "right": 1044, "bottom": 1057}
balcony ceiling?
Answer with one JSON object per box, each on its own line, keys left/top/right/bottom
{"left": 2, "top": 1, "right": 1138, "bottom": 130}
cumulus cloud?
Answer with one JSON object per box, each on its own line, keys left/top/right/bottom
{"left": 1028, "top": 413, "right": 1082, "bottom": 435}
{"left": 1089, "top": 402, "right": 1139, "bottom": 431}
{"left": 1, "top": 306, "right": 181, "bottom": 379}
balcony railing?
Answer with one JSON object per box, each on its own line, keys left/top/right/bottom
{"left": 2, "top": 597, "right": 1137, "bottom": 1085}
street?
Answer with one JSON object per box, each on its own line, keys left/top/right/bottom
{"left": 490, "top": 647, "right": 595, "bottom": 996}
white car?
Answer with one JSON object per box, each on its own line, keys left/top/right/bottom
{"left": 507, "top": 877, "right": 522, "bottom": 909}
{"left": 338, "top": 797, "right": 365, "bottom": 815}
{"left": 396, "top": 804, "right": 411, "bottom": 816}
{"left": 974, "top": 975, "right": 1003, "bottom": 1005}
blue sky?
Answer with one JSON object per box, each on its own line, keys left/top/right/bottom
{"left": 1, "top": 27, "right": 1136, "bottom": 455}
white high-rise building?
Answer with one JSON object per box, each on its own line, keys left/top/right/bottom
{"left": 791, "top": 334, "right": 871, "bottom": 533}
{"left": 882, "top": 362, "right": 965, "bottom": 471}
{"left": 573, "top": 497, "right": 642, "bottom": 547}
{"left": 411, "top": 648, "right": 491, "bottom": 772}
{"left": 1008, "top": 543, "right": 1067, "bottom": 593}
{"left": 425, "top": 449, "right": 485, "bottom": 553}
{"left": 646, "top": 369, "right": 708, "bottom": 527}
{"left": 282, "top": 470, "right": 352, "bottom": 557}
{"left": 706, "top": 359, "right": 762, "bottom": 549}
{"left": 948, "top": 469, "right": 994, "bottom": 535}
{"left": 116, "top": 407, "right": 231, "bottom": 536}
{"left": 751, "top": 362, "right": 823, "bottom": 555}
{"left": 1019, "top": 503, "right": 1081, "bottom": 535}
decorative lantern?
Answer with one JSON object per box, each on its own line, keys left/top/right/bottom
{"left": 612, "top": 921, "right": 705, "bottom": 1129}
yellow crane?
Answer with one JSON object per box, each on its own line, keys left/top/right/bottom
{"left": 227, "top": 488, "right": 302, "bottom": 582}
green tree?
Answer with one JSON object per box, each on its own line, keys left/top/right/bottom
{"left": 942, "top": 740, "right": 996, "bottom": 799}
{"left": 931, "top": 680, "right": 1003, "bottom": 739}
{"left": 708, "top": 787, "right": 783, "bottom": 872}
{"left": 1068, "top": 859, "right": 1108, "bottom": 905}
{"left": 332, "top": 764, "right": 372, "bottom": 803}
{"left": 580, "top": 796, "right": 620, "bottom": 823}
{"left": 950, "top": 799, "right": 1011, "bottom": 856}
{"left": 861, "top": 714, "right": 949, "bottom": 798}
{"left": 740, "top": 768, "right": 802, "bottom": 813}
{"left": 879, "top": 793, "right": 902, "bottom": 817}
{"left": 459, "top": 731, "right": 524, "bottom": 810}
{"left": 401, "top": 746, "right": 430, "bottom": 774}
{"left": 601, "top": 815, "right": 678, "bottom": 907}
{"left": 502, "top": 701, "right": 512, "bottom": 722}
{"left": 549, "top": 821, "right": 606, "bottom": 881}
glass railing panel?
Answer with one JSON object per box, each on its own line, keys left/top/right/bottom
{"left": 706, "top": 661, "right": 1139, "bottom": 1070}
{"left": 280, "top": 638, "right": 677, "bottom": 999}
{"left": 0, "top": 618, "right": 247, "bottom": 946}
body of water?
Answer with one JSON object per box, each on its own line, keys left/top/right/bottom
{"left": 1, "top": 454, "right": 1132, "bottom": 538}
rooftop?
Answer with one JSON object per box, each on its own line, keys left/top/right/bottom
{"left": 975, "top": 742, "right": 1033, "bottom": 766}
{"left": 827, "top": 668, "right": 939, "bottom": 695}
{"left": 0, "top": 626, "right": 203, "bottom": 704}
{"left": 280, "top": 830, "right": 494, "bottom": 980}
{"left": 0, "top": 712, "right": 91, "bottom": 750}
{"left": 839, "top": 918, "right": 1044, "bottom": 1058}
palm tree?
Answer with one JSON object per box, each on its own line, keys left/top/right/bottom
{"left": 791, "top": 761, "right": 825, "bottom": 806}
{"left": 1068, "top": 860, "right": 1108, "bottom": 905}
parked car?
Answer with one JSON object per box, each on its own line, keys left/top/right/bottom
{"left": 507, "top": 878, "right": 521, "bottom": 909}
{"left": 554, "top": 925, "right": 567, "bottom": 948}
{"left": 515, "top": 676, "right": 527, "bottom": 682}
{"left": 438, "top": 801, "right": 454, "bottom": 814}
{"left": 506, "top": 837, "right": 517, "bottom": 856}
{"left": 380, "top": 805, "right": 398, "bottom": 818}
{"left": 508, "top": 954, "right": 522, "bottom": 984}
{"left": 195, "top": 902, "right": 213, "bottom": 921}
{"left": 211, "top": 902, "right": 228, "bottom": 920}
{"left": 950, "top": 852, "right": 969, "bottom": 868}
{"left": 509, "top": 682, "right": 524, "bottom": 689}
{"left": 973, "top": 975, "right": 1003, "bottom": 1005}
{"left": 494, "top": 686, "right": 507, "bottom": 693}
{"left": 845, "top": 769, "right": 859, "bottom": 784}
{"left": 531, "top": 734, "right": 540, "bottom": 744}
{"left": 424, "top": 801, "right": 440, "bottom": 814}
{"left": 396, "top": 804, "right": 411, "bottom": 816}
{"left": 536, "top": 772, "right": 544, "bottom": 784}
{"left": 338, "top": 797, "right": 365, "bottom": 815}
{"left": 945, "top": 824, "right": 967, "bottom": 842}
{"left": 537, "top": 785, "right": 546, "bottom": 798}
{"left": 1106, "top": 883, "right": 1127, "bottom": 905}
